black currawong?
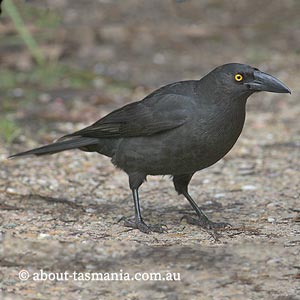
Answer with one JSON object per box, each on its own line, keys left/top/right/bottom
{"left": 9, "top": 63, "right": 291, "bottom": 233}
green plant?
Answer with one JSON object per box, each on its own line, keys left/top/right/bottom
{"left": 3, "top": 0, "right": 45, "bottom": 65}
{"left": 0, "top": 118, "right": 21, "bottom": 143}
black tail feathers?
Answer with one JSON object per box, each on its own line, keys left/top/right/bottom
{"left": 9, "top": 137, "right": 99, "bottom": 159}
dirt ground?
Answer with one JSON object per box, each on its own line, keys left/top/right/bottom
{"left": 0, "top": 1, "right": 300, "bottom": 299}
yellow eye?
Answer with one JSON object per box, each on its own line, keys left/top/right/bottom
{"left": 235, "top": 74, "right": 243, "bottom": 82}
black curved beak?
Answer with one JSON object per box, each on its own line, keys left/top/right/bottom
{"left": 246, "top": 70, "right": 291, "bottom": 94}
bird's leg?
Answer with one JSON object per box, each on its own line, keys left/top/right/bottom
{"left": 123, "top": 173, "right": 166, "bottom": 233}
{"left": 181, "top": 191, "right": 231, "bottom": 230}
{"left": 173, "top": 174, "right": 230, "bottom": 230}
{"left": 123, "top": 189, "right": 166, "bottom": 233}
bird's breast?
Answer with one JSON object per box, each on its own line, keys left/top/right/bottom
{"left": 189, "top": 103, "right": 246, "bottom": 169}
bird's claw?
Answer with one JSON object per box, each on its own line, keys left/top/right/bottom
{"left": 208, "top": 221, "right": 232, "bottom": 230}
{"left": 181, "top": 215, "right": 231, "bottom": 230}
{"left": 123, "top": 218, "right": 167, "bottom": 234}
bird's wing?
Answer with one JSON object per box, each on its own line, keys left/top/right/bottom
{"left": 59, "top": 94, "right": 191, "bottom": 139}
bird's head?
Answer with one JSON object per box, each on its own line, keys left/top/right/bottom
{"left": 206, "top": 63, "right": 291, "bottom": 100}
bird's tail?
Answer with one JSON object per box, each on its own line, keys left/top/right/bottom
{"left": 8, "top": 136, "right": 99, "bottom": 159}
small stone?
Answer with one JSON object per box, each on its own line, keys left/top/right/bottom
{"left": 6, "top": 187, "right": 16, "bottom": 194}
{"left": 267, "top": 258, "right": 281, "bottom": 265}
{"left": 38, "top": 93, "right": 52, "bottom": 103}
{"left": 267, "top": 217, "right": 276, "bottom": 223}
{"left": 242, "top": 185, "right": 257, "bottom": 191}
{"left": 4, "top": 223, "right": 17, "bottom": 229}
{"left": 37, "top": 179, "right": 47, "bottom": 185}
{"left": 204, "top": 200, "right": 213, "bottom": 205}
{"left": 85, "top": 207, "right": 97, "bottom": 213}
{"left": 239, "top": 169, "right": 255, "bottom": 175}
{"left": 214, "top": 193, "right": 225, "bottom": 198}
{"left": 38, "top": 233, "right": 51, "bottom": 239}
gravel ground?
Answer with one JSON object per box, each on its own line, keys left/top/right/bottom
{"left": 1, "top": 1, "right": 300, "bottom": 299}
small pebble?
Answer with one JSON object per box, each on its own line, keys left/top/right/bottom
{"left": 267, "top": 217, "right": 276, "bottom": 223}
{"left": 6, "top": 187, "right": 16, "bottom": 194}
{"left": 4, "top": 223, "right": 17, "bottom": 229}
{"left": 37, "top": 179, "right": 47, "bottom": 185}
{"left": 204, "top": 200, "right": 213, "bottom": 205}
{"left": 267, "top": 258, "right": 281, "bottom": 265}
{"left": 38, "top": 93, "right": 52, "bottom": 103}
{"left": 239, "top": 169, "right": 255, "bottom": 175}
{"left": 242, "top": 185, "right": 257, "bottom": 191}
{"left": 38, "top": 233, "right": 51, "bottom": 240}
{"left": 214, "top": 193, "right": 225, "bottom": 198}
{"left": 85, "top": 207, "right": 97, "bottom": 213}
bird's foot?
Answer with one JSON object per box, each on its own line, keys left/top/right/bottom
{"left": 181, "top": 215, "right": 231, "bottom": 230}
{"left": 122, "top": 218, "right": 167, "bottom": 234}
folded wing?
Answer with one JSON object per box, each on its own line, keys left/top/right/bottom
{"left": 59, "top": 94, "right": 192, "bottom": 140}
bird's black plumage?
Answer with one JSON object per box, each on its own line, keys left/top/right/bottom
{"left": 10, "top": 63, "right": 291, "bottom": 233}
